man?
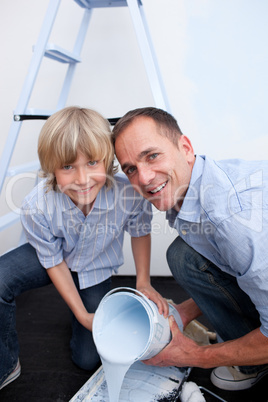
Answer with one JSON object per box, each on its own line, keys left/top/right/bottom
{"left": 112, "top": 107, "right": 268, "bottom": 391}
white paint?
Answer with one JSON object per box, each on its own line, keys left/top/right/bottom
{"left": 100, "top": 360, "right": 130, "bottom": 402}
{"left": 96, "top": 303, "right": 150, "bottom": 363}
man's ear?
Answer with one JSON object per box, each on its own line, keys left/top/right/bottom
{"left": 178, "top": 135, "right": 195, "bottom": 163}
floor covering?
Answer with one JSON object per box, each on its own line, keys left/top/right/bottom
{"left": 1, "top": 276, "right": 267, "bottom": 402}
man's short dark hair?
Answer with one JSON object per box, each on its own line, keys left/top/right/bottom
{"left": 112, "top": 107, "right": 183, "bottom": 147}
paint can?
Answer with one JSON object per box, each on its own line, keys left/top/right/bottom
{"left": 93, "top": 287, "right": 183, "bottom": 363}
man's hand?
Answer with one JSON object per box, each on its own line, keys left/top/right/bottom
{"left": 143, "top": 315, "right": 199, "bottom": 367}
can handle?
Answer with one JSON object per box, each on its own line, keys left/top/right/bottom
{"left": 101, "top": 287, "right": 158, "bottom": 321}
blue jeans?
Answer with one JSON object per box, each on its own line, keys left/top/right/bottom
{"left": 0, "top": 243, "right": 111, "bottom": 386}
{"left": 166, "top": 235, "right": 262, "bottom": 374}
{"left": 70, "top": 272, "right": 111, "bottom": 370}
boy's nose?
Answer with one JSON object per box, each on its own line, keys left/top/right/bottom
{"left": 75, "top": 168, "right": 88, "bottom": 185}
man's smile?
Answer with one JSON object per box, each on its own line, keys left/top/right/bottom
{"left": 148, "top": 181, "right": 168, "bottom": 194}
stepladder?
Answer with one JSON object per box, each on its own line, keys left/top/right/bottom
{"left": 0, "top": 0, "right": 170, "bottom": 252}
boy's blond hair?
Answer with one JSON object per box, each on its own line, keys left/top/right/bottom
{"left": 38, "top": 107, "right": 117, "bottom": 190}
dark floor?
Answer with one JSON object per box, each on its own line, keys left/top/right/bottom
{"left": 1, "top": 276, "right": 267, "bottom": 402}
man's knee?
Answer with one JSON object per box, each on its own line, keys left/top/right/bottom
{"left": 167, "top": 236, "right": 188, "bottom": 263}
{"left": 166, "top": 236, "right": 191, "bottom": 283}
{"left": 167, "top": 235, "right": 211, "bottom": 286}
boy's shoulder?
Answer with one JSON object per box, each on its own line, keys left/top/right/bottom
{"left": 113, "top": 172, "right": 129, "bottom": 184}
{"left": 22, "top": 179, "right": 47, "bottom": 203}
{"left": 112, "top": 172, "right": 136, "bottom": 195}
{"left": 21, "top": 179, "right": 60, "bottom": 211}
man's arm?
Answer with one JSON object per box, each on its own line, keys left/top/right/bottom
{"left": 175, "top": 298, "right": 203, "bottom": 328}
{"left": 131, "top": 234, "right": 169, "bottom": 317}
{"left": 144, "top": 316, "right": 268, "bottom": 368}
{"left": 47, "top": 261, "right": 94, "bottom": 331}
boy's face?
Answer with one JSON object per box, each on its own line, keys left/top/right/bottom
{"left": 54, "top": 151, "right": 106, "bottom": 214}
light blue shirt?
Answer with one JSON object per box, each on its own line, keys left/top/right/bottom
{"left": 167, "top": 155, "right": 268, "bottom": 337}
{"left": 21, "top": 173, "right": 152, "bottom": 289}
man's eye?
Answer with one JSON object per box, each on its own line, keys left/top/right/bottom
{"left": 126, "top": 166, "right": 136, "bottom": 175}
{"left": 88, "top": 161, "right": 97, "bottom": 166}
{"left": 149, "top": 153, "right": 158, "bottom": 160}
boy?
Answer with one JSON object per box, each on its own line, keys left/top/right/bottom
{"left": 0, "top": 107, "right": 168, "bottom": 390}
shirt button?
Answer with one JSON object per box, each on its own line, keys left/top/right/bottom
{"left": 181, "top": 230, "right": 187, "bottom": 235}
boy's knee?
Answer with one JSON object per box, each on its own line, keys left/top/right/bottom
{"left": 72, "top": 351, "right": 100, "bottom": 371}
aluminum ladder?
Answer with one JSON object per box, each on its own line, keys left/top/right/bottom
{"left": 0, "top": 0, "right": 170, "bottom": 236}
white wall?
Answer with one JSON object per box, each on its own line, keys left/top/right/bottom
{"left": 0, "top": 0, "right": 268, "bottom": 275}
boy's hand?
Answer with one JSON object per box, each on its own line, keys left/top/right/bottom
{"left": 136, "top": 283, "right": 169, "bottom": 318}
{"left": 78, "top": 312, "right": 94, "bottom": 332}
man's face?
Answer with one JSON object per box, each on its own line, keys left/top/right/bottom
{"left": 115, "top": 116, "right": 195, "bottom": 211}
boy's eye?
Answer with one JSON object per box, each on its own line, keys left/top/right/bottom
{"left": 88, "top": 161, "right": 97, "bottom": 166}
{"left": 63, "top": 165, "right": 72, "bottom": 170}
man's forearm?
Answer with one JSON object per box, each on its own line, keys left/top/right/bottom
{"left": 197, "top": 327, "right": 268, "bottom": 369}
{"left": 144, "top": 317, "right": 268, "bottom": 369}
{"left": 176, "top": 298, "right": 203, "bottom": 328}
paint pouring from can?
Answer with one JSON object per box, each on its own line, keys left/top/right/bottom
{"left": 93, "top": 287, "right": 183, "bottom": 402}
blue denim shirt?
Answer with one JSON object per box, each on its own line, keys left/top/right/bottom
{"left": 21, "top": 173, "right": 152, "bottom": 290}
{"left": 167, "top": 155, "right": 268, "bottom": 337}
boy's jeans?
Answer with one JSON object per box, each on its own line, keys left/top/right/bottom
{"left": 166, "top": 235, "right": 263, "bottom": 374}
{"left": 0, "top": 243, "right": 110, "bottom": 387}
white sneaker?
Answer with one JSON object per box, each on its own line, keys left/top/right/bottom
{"left": 211, "top": 365, "right": 268, "bottom": 391}
{"left": 0, "top": 360, "right": 21, "bottom": 390}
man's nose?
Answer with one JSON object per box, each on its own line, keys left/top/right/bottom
{"left": 137, "top": 166, "right": 155, "bottom": 186}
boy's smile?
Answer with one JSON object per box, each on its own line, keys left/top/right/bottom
{"left": 54, "top": 152, "right": 106, "bottom": 215}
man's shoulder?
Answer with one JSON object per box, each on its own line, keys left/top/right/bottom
{"left": 208, "top": 157, "right": 268, "bottom": 179}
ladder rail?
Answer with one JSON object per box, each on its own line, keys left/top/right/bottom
{"left": 126, "top": 0, "right": 171, "bottom": 112}
{"left": 0, "top": 0, "right": 62, "bottom": 194}
{"left": 57, "top": 8, "right": 93, "bottom": 109}
{"left": 14, "top": 0, "right": 62, "bottom": 115}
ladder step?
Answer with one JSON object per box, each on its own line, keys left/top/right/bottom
{"left": 7, "top": 161, "right": 40, "bottom": 177}
{"left": 74, "top": 0, "right": 130, "bottom": 8}
{"left": 14, "top": 112, "right": 120, "bottom": 126}
{"left": 44, "top": 44, "right": 81, "bottom": 64}
{"left": 14, "top": 109, "right": 56, "bottom": 122}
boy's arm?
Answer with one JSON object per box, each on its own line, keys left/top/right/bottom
{"left": 131, "top": 234, "right": 169, "bottom": 317}
{"left": 46, "top": 261, "right": 94, "bottom": 331}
